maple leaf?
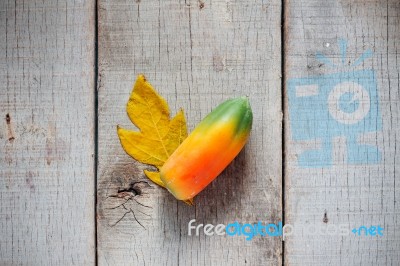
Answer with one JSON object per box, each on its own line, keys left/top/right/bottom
{"left": 117, "top": 75, "right": 188, "bottom": 189}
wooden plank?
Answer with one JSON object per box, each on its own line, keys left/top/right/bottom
{"left": 0, "top": 0, "right": 95, "bottom": 265}
{"left": 284, "top": 0, "right": 400, "bottom": 264}
{"left": 97, "top": 0, "right": 282, "bottom": 265}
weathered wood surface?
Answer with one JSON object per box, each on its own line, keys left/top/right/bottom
{"left": 2, "top": 0, "right": 399, "bottom": 265}
{"left": 97, "top": 0, "right": 282, "bottom": 265}
{"left": 284, "top": 0, "right": 400, "bottom": 265}
{"left": 0, "top": 0, "right": 96, "bottom": 265}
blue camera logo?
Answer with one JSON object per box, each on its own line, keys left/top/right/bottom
{"left": 288, "top": 40, "right": 382, "bottom": 168}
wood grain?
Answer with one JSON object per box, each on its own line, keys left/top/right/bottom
{"left": 5, "top": 1, "right": 398, "bottom": 264}
{"left": 97, "top": 0, "right": 282, "bottom": 265}
{"left": 0, "top": 0, "right": 95, "bottom": 265}
{"left": 284, "top": 0, "right": 400, "bottom": 264}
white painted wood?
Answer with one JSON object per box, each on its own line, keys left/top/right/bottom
{"left": 97, "top": 0, "right": 282, "bottom": 265}
{"left": 284, "top": 0, "right": 400, "bottom": 264}
{"left": 0, "top": 0, "right": 96, "bottom": 265}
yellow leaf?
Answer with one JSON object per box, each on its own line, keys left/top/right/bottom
{"left": 117, "top": 126, "right": 166, "bottom": 167}
{"left": 167, "top": 109, "right": 188, "bottom": 153}
{"left": 117, "top": 74, "right": 188, "bottom": 188}
{"left": 143, "top": 170, "right": 165, "bottom": 188}
{"left": 183, "top": 198, "right": 195, "bottom": 206}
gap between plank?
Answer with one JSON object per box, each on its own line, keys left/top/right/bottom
{"left": 281, "top": 0, "right": 287, "bottom": 265}
{"left": 94, "top": 0, "right": 99, "bottom": 265}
